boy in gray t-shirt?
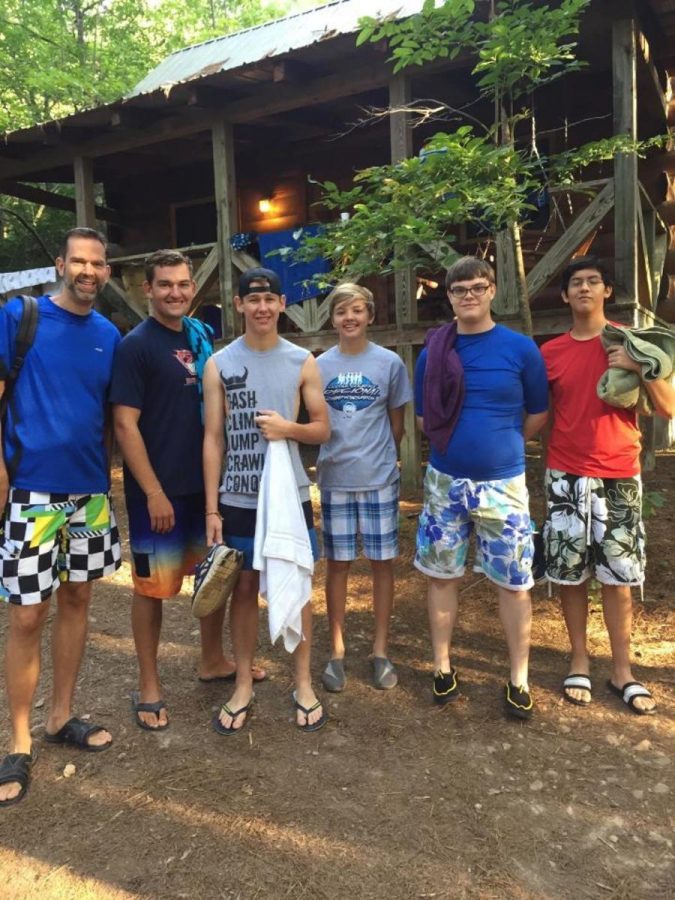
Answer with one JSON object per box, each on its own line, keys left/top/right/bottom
{"left": 317, "top": 283, "right": 412, "bottom": 692}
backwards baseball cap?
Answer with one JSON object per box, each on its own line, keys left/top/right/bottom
{"left": 238, "top": 267, "right": 282, "bottom": 297}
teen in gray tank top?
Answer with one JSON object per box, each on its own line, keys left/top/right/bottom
{"left": 212, "top": 336, "right": 311, "bottom": 508}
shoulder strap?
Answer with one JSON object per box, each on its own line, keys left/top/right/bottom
{"left": 1, "top": 295, "right": 39, "bottom": 415}
{"left": 11, "top": 295, "right": 39, "bottom": 373}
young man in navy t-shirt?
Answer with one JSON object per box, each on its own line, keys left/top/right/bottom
{"left": 111, "top": 250, "right": 265, "bottom": 731}
{"left": 414, "top": 257, "right": 548, "bottom": 719}
{"left": 0, "top": 228, "right": 121, "bottom": 807}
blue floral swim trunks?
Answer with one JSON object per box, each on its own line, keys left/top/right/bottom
{"left": 414, "top": 466, "right": 534, "bottom": 590}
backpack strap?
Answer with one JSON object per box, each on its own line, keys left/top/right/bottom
{"left": 1, "top": 295, "right": 39, "bottom": 417}
{"left": 8, "top": 295, "right": 39, "bottom": 385}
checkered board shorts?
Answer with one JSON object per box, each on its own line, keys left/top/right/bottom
{"left": 0, "top": 488, "right": 121, "bottom": 605}
{"left": 320, "top": 482, "right": 400, "bottom": 561}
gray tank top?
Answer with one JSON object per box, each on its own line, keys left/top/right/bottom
{"left": 212, "top": 336, "right": 311, "bottom": 508}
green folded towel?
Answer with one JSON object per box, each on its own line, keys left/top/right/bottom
{"left": 597, "top": 324, "right": 675, "bottom": 415}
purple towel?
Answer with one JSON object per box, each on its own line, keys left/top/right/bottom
{"left": 423, "top": 321, "right": 465, "bottom": 454}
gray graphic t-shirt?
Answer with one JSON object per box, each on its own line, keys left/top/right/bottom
{"left": 213, "top": 336, "right": 311, "bottom": 508}
{"left": 317, "top": 342, "right": 413, "bottom": 490}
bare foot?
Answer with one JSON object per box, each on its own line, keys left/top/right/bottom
{"left": 199, "top": 660, "right": 267, "bottom": 682}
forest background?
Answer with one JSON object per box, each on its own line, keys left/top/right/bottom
{"left": 0, "top": 0, "right": 314, "bottom": 269}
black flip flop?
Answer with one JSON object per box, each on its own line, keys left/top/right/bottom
{"left": 131, "top": 691, "right": 170, "bottom": 731}
{"left": 44, "top": 717, "right": 113, "bottom": 752}
{"left": 198, "top": 666, "right": 268, "bottom": 685}
{"left": 0, "top": 749, "right": 36, "bottom": 808}
{"left": 212, "top": 697, "right": 254, "bottom": 736}
{"left": 293, "top": 691, "right": 328, "bottom": 733}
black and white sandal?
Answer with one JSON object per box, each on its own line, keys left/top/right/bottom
{"left": 562, "top": 673, "right": 592, "bottom": 707}
{"left": 607, "top": 680, "right": 656, "bottom": 716}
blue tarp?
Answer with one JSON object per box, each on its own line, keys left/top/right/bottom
{"left": 257, "top": 225, "right": 330, "bottom": 306}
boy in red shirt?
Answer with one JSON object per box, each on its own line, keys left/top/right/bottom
{"left": 542, "top": 256, "right": 674, "bottom": 715}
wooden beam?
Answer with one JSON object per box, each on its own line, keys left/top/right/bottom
{"left": 104, "top": 277, "right": 146, "bottom": 322}
{"left": 636, "top": 28, "right": 668, "bottom": 124}
{"left": 389, "top": 73, "right": 421, "bottom": 489}
{"left": 278, "top": 303, "right": 645, "bottom": 352}
{"left": 190, "top": 243, "right": 220, "bottom": 314}
{"left": 0, "top": 110, "right": 214, "bottom": 182}
{"left": 223, "top": 60, "right": 391, "bottom": 125}
{"left": 212, "top": 121, "right": 238, "bottom": 340}
{"left": 613, "top": 17, "right": 639, "bottom": 301}
{"left": 526, "top": 181, "right": 615, "bottom": 299}
{"left": 0, "top": 179, "right": 119, "bottom": 223}
{"left": 73, "top": 156, "right": 96, "bottom": 227}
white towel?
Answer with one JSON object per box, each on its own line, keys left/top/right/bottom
{"left": 253, "top": 439, "right": 314, "bottom": 653}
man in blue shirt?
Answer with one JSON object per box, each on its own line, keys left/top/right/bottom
{"left": 0, "top": 228, "right": 121, "bottom": 807}
{"left": 414, "top": 257, "right": 548, "bottom": 719}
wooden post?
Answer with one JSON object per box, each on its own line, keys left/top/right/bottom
{"left": 612, "top": 18, "right": 639, "bottom": 303}
{"left": 212, "top": 121, "right": 238, "bottom": 340}
{"left": 73, "top": 156, "right": 96, "bottom": 227}
{"left": 389, "top": 74, "right": 421, "bottom": 489}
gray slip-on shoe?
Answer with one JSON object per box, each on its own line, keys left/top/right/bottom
{"left": 321, "top": 658, "right": 346, "bottom": 692}
{"left": 372, "top": 656, "right": 398, "bottom": 690}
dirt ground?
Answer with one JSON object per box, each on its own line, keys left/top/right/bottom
{"left": 0, "top": 451, "right": 673, "bottom": 900}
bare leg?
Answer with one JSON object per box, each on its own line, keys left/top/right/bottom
{"left": 293, "top": 602, "right": 324, "bottom": 727}
{"left": 216, "top": 571, "right": 259, "bottom": 731}
{"left": 325, "top": 559, "right": 350, "bottom": 659}
{"left": 0, "top": 602, "right": 50, "bottom": 803}
{"left": 603, "top": 584, "right": 655, "bottom": 712}
{"left": 47, "top": 581, "right": 111, "bottom": 746}
{"left": 131, "top": 592, "right": 168, "bottom": 728}
{"left": 371, "top": 559, "right": 394, "bottom": 659}
{"left": 560, "top": 583, "right": 591, "bottom": 702}
{"left": 427, "top": 576, "right": 461, "bottom": 672}
{"left": 199, "top": 594, "right": 267, "bottom": 682}
{"left": 497, "top": 587, "right": 531, "bottom": 688}
{"left": 198, "top": 603, "right": 230, "bottom": 675}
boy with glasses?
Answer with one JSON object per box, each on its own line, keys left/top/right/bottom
{"left": 414, "top": 257, "right": 548, "bottom": 718}
{"left": 542, "top": 255, "right": 675, "bottom": 715}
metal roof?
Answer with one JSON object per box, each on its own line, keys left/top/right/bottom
{"left": 130, "top": 0, "right": 424, "bottom": 97}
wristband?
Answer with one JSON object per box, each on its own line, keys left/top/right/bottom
{"left": 206, "top": 511, "right": 223, "bottom": 520}
{"left": 146, "top": 488, "right": 164, "bottom": 499}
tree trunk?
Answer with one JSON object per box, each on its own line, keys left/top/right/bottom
{"left": 509, "top": 221, "right": 533, "bottom": 336}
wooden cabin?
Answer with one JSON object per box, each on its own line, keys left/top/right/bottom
{"left": 1, "top": 0, "right": 674, "bottom": 481}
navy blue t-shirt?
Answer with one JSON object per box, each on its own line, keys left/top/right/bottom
{"left": 109, "top": 317, "right": 205, "bottom": 500}
{"left": 0, "top": 295, "right": 120, "bottom": 494}
{"left": 414, "top": 324, "right": 548, "bottom": 481}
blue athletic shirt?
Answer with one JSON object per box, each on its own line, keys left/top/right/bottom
{"left": 414, "top": 324, "right": 548, "bottom": 481}
{"left": 0, "top": 295, "right": 120, "bottom": 494}
{"left": 109, "top": 317, "right": 205, "bottom": 500}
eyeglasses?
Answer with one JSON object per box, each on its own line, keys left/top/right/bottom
{"left": 448, "top": 283, "right": 492, "bottom": 299}
{"left": 567, "top": 276, "right": 605, "bottom": 288}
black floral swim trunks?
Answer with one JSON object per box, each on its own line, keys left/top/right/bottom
{"left": 543, "top": 469, "right": 645, "bottom": 586}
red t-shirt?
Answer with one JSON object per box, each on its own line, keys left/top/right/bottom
{"left": 541, "top": 331, "right": 641, "bottom": 477}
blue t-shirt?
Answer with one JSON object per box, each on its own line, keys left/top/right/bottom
{"left": 0, "top": 295, "right": 120, "bottom": 494}
{"left": 109, "top": 317, "right": 206, "bottom": 500}
{"left": 414, "top": 324, "right": 548, "bottom": 481}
